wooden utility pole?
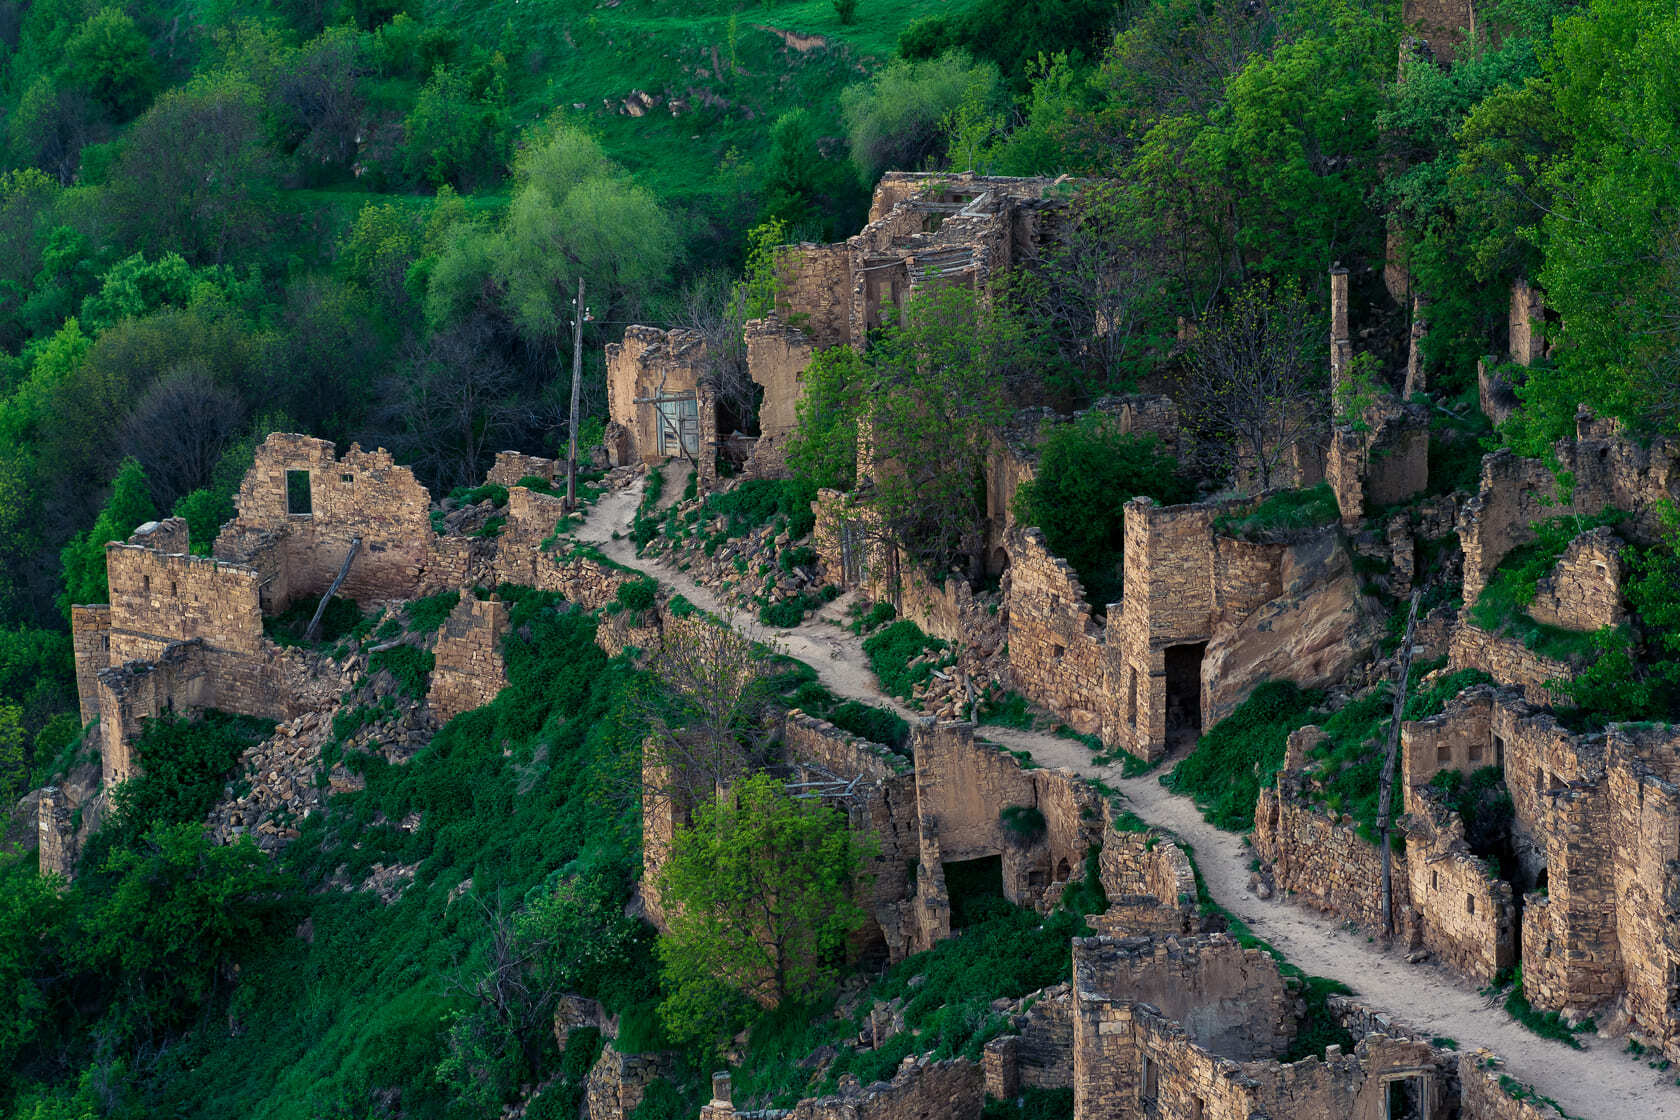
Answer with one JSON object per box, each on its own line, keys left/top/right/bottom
{"left": 566, "top": 276, "right": 585, "bottom": 512}
{"left": 1378, "top": 588, "right": 1424, "bottom": 941}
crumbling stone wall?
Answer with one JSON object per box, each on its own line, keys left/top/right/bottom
{"left": 1093, "top": 813, "right": 1199, "bottom": 938}
{"left": 775, "top": 243, "right": 853, "bottom": 349}
{"left": 1254, "top": 772, "right": 1418, "bottom": 941}
{"left": 910, "top": 721, "right": 1103, "bottom": 949}
{"left": 37, "top": 787, "right": 77, "bottom": 879}
{"left": 1003, "top": 527, "right": 1112, "bottom": 737}
{"left": 604, "top": 326, "right": 709, "bottom": 468}
{"left": 1458, "top": 1052, "right": 1574, "bottom": 1120}
{"left": 1508, "top": 279, "right": 1546, "bottom": 368}
{"left": 1402, "top": 686, "right": 1501, "bottom": 814}
{"left": 489, "top": 486, "right": 570, "bottom": 587}
{"left": 427, "top": 596, "right": 510, "bottom": 722}
{"left": 215, "top": 434, "right": 462, "bottom": 613}
{"left": 70, "top": 604, "right": 111, "bottom": 724}
{"left": 1604, "top": 724, "right": 1680, "bottom": 1054}
{"left": 106, "top": 540, "right": 264, "bottom": 666}
{"left": 1527, "top": 525, "right": 1625, "bottom": 631}
{"left": 1406, "top": 788, "right": 1517, "bottom": 984}
{"left": 743, "top": 318, "right": 813, "bottom": 476}
{"left": 982, "top": 984, "right": 1074, "bottom": 1096}
{"left": 486, "top": 450, "right": 557, "bottom": 488}
{"left": 1447, "top": 623, "right": 1568, "bottom": 707}
{"left": 582, "top": 1045, "right": 676, "bottom": 1120}
{"left": 1073, "top": 934, "right": 1298, "bottom": 1061}
{"left": 1327, "top": 399, "right": 1430, "bottom": 525}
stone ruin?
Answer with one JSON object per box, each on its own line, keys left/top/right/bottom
{"left": 697, "top": 930, "right": 1571, "bottom": 1120}
{"left": 643, "top": 714, "right": 1197, "bottom": 964}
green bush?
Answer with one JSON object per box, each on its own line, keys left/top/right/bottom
{"left": 451, "top": 482, "right": 510, "bottom": 508}
{"left": 369, "top": 645, "right": 436, "bottom": 700}
{"left": 1012, "top": 421, "right": 1190, "bottom": 608}
{"left": 1212, "top": 484, "right": 1341, "bottom": 540}
{"left": 862, "top": 620, "right": 947, "bottom": 701}
{"left": 1164, "top": 681, "right": 1321, "bottom": 832}
{"left": 405, "top": 591, "right": 461, "bottom": 632}
{"left": 265, "top": 596, "right": 365, "bottom": 648}
{"left": 825, "top": 700, "right": 909, "bottom": 750}
{"left": 999, "top": 804, "right": 1046, "bottom": 842}
{"left": 850, "top": 601, "right": 896, "bottom": 635}
{"left": 1469, "top": 513, "right": 1624, "bottom": 661}
{"left": 515, "top": 475, "right": 557, "bottom": 494}
{"left": 693, "top": 479, "right": 819, "bottom": 543}
{"left": 616, "top": 579, "right": 658, "bottom": 613}
{"left": 840, "top": 52, "right": 1001, "bottom": 180}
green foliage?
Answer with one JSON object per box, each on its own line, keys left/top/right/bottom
{"left": 1497, "top": 966, "right": 1589, "bottom": 1048}
{"left": 786, "top": 345, "right": 864, "bottom": 491}
{"left": 823, "top": 699, "right": 909, "bottom": 750}
{"left": 977, "top": 689, "right": 1034, "bottom": 729}
{"left": 1013, "top": 419, "right": 1189, "bottom": 607}
{"left": 841, "top": 52, "right": 1002, "bottom": 180}
{"left": 1469, "top": 513, "right": 1624, "bottom": 662}
{"left": 1212, "top": 484, "right": 1341, "bottom": 540}
{"left": 657, "top": 773, "right": 868, "bottom": 1044}
{"left": 369, "top": 645, "right": 436, "bottom": 700}
{"left": 57, "top": 457, "right": 155, "bottom": 615}
{"left": 1403, "top": 668, "right": 1496, "bottom": 722}
{"left": 264, "top": 596, "right": 364, "bottom": 648}
{"left": 999, "top": 804, "right": 1047, "bottom": 842}
{"left": 1429, "top": 766, "right": 1515, "bottom": 870}
{"left": 171, "top": 488, "right": 233, "bottom": 555}
{"left": 695, "top": 478, "right": 820, "bottom": 543}
{"left": 1280, "top": 976, "right": 1358, "bottom": 1062}
{"left": 1164, "top": 681, "right": 1321, "bottom": 832}
{"left": 862, "top": 620, "right": 947, "bottom": 702}
{"left": 403, "top": 60, "right": 512, "bottom": 191}
{"left": 616, "top": 578, "right": 658, "bottom": 614}
{"left": 1559, "top": 507, "right": 1680, "bottom": 721}
{"left": 983, "top": 1087, "right": 1074, "bottom": 1119}
{"left": 94, "top": 712, "right": 275, "bottom": 857}
{"left": 406, "top": 591, "right": 462, "bottom": 632}
{"left": 899, "top": 0, "right": 1117, "bottom": 90}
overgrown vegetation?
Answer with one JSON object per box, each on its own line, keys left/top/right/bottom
{"left": 1164, "top": 681, "right": 1321, "bottom": 832}
{"left": 1012, "top": 419, "right": 1191, "bottom": 608}
{"left": 1469, "top": 513, "right": 1624, "bottom": 662}
{"left": 861, "top": 619, "right": 949, "bottom": 702}
{"left": 1211, "top": 484, "right": 1341, "bottom": 540}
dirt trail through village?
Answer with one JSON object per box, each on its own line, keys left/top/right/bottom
{"left": 574, "top": 477, "right": 1678, "bottom": 1120}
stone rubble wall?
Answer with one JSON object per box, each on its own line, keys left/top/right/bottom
{"left": 1447, "top": 622, "right": 1568, "bottom": 707}
{"left": 486, "top": 450, "right": 557, "bottom": 488}
{"left": 982, "top": 983, "right": 1075, "bottom": 1097}
{"left": 1604, "top": 724, "right": 1680, "bottom": 1056}
{"left": 1326, "top": 399, "right": 1430, "bottom": 526}
{"left": 1254, "top": 775, "right": 1419, "bottom": 943}
{"left": 1406, "top": 789, "right": 1517, "bottom": 985}
{"left": 786, "top": 1057, "right": 984, "bottom": 1120}
{"left": 1527, "top": 525, "right": 1625, "bottom": 632}
{"left": 1072, "top": 933, "right": 1298, "bottom": 1061}
{"left": 743, "top": 318, "right": 813, "bottom": 477}
{"left": 1458, "top": 1052, "right": 1573, "bottom": 1120}
{"left": 427, "top": 596, "right": 511, "bottom": 723}
{"left": 582, "top": 1044, "right": 677, "bottom": 1120}
{"left": 1092, "top": 813, "right": 1199, "bottom": 938}
{"left": 70, "top": 604, "right": 111, "bottom": 724}
{"left": 215, "top": 433, "right": 455, "bottom": 613}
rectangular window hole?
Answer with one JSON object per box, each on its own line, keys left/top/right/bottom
{"left": 286, "top": 470, "right": 314, "bottom": 516}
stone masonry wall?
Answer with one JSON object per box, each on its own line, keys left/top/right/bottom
{"left": 1605, "top": 724, "right": 1680, "bottom": 1055}
{"left": 775, "top": 243, "right": 853, "bottom": 349}
{"left": 1072, "top": 934, "right": 1298, "bottom": 1061}
{"left": 786, "top": 1058, "right": 984, "bottom": 1120}
{"left": 743, "top": 318, "right": 813, "bottom": 477}
{"left": 1406, "top": 790, "right": 1517, "bottom": 985}
{"left": 1447, "top": 623, "right": 1568, "bottom": 707}
{"left": 106, "top": 541, "right": 264, "bottom": 666}
{"left": 1254, "top": 775, "right": 1418, "bottom": 941}
{"left": 70, "top": 604, "right": 111, "bottom": 724}
{"left": 215, "top": 433, "right": 457, "bottom": 613}
{"left": 1459, "top": 1052, "right": 1573, "bottom": 1120}
{"left": 604, "top": 326, "right": 708, "bottom": 467}
{"left": 1093, "top": 813, "right": 1199, "bottom": 938}
{"left": 486, "top": 450, "right": 557, "bottom": 487}
{"left": 1527, "top": 525, "right": 1625, "bottom": 631}
{"left": 1326, "top": 400, "right": 1430, "bottom": 526}
{"left": 1003, "top": 528, "right": 1111, "bottom": 737}
{"left": 427, "top": 596, "right": 510, "bottom": 722}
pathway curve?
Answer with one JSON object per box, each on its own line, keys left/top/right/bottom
{"left": 572, "top": 478, "right": 1677, "bottom": 1120}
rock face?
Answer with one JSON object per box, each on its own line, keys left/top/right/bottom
{"left": 1201, "top": 529, "right": 1384, "bottom": 727}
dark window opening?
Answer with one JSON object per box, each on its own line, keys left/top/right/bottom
{"left": 341, "top": 473, "right": 353, "bottom": 483}
{"left": 1055, "top": 857, "right": 1071, "bottom": 882}
{"left": 943, "top": 855, "right": 1005, "bottom": 929}
{"left": 142, "top": 575, "right": 150, "bottom": 595}
{"left": 286, "top": 470, "right": 313, "bottom": 516}
{"left": 1139, "top": 1053, "right": 1159, "bottom": 1105}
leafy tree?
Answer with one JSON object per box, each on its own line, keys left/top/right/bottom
{"left": 7, "top": 75, "right": 105, "bottom": 184}
{"left": 494, "top": 119, "right": 675, "bottom": 341}
{"left": 0, "top": 851, "right": 68, "bottom": 1094}
{"left": 61, "top": 7, "right": 157, "bottom": 121}
{"left": 642, "top": 617, "right": 777, "bottom": 809}
{"left": 786, "top": 345, "right": 865, "bottom": 492}
{"left": 102, "top": 74, "right": 279, "bottom": 264}
{"left": 1178, "top": 279, "right": 1326, "bottom": 492}
{"left": 866, "top": 286, "right": 1028, "bottom": 579}
{"left": 898, "top": 0, "right": 1117, "bottom": 90}
{"left": 657, "top": 773, "right": 868, "bottom": 1042}
{"left": 56, "top": 457, "right": 154, "bottom": 616}
{"left": 840, "top": 52, "right": 1001, "bottom": 181}
{"left": 760, "top": 109, "right": 863, "bottom": 239}
{"left": 403, "top": 59, "right": 512, "bottom": 190}
{"left": 0, "top": 703, "right": 26, "bottom": 804}
{"left": 1520, "top": 0, "right": 1680, "bottom": 445}
{"left": 1013, "top": 419, "right": 1191, "bottom": 608}
{"left": 74, "top": 822, "right": 285, "bottom": 1046}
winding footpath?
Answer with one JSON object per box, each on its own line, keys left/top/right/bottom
{"left": 574, "top": 478, "right": 1679, "bottom": 1120}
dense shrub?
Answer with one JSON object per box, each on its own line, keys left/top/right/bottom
{"left": 616, "top": 578, "right": 658, "bottom": 613}
{"left": 824, "top": 700, "right": 909, "bottom": 750}
{"left": 840, "top": 53, "right": 1001, "bottom": 180}
{"left": 861, "top": 620, "right": 947, "bottom": 701}
{"left": 405, "top": 590, "right": 461, "bottom": 632}
{"left": 1012, "top": 420, "right": 1190, "bottom": 608}
{"left": 369, "top": 645, "right": 436, "bottom": 700}
{"left": 1211, "top": 484, "right": 1341, "bottom": 540}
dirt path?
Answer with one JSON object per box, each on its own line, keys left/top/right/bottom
{"left": 572, "top": 480, "right": 1676, "bottom": 1120}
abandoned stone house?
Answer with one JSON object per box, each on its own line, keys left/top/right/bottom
{"left": 698, "top": 930, "right": 1568, "bottom": 1120}
{"left": 604, "top": 172, "right": 1065, "bottom": 482}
